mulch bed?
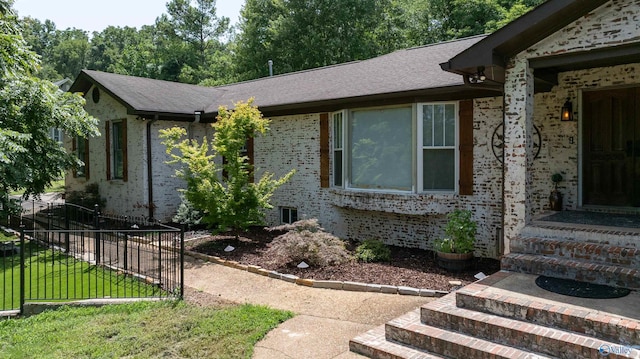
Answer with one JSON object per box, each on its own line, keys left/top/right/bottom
{"left": 185, "top": 227, "right": 500, "bottom": 292}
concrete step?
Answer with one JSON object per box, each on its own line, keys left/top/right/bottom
{"left": 385, "top": 310, "right": 550, "bottom": 359}
{"left": 349, "top": 324, "right": 445, "bottom": 359}
{"left": 420, "top": 292, "right": 625, "bottom": 358}
{"left": 510, "top": 235, "right": 640, "bottom": 268}
{"left": 501, "top": 253, "right": 640, "bottom": 290}
{"left": 455, "top": 274, "right": 640, "bottom": 346}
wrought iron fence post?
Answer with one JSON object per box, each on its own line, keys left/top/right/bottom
{"left": 94, "top": 204, "right": 101, "bottom": 265}
{"left": 180, "top": 227, "right": 184, "bottom": 300}
{"left": 123, "top": 217, "right": 129, "bottom": 272}
{"left": 65, "top": 204, "right": 70, "bottom": 252}
{"left": 19, "top": 225, "right": 25, "bottom": 315}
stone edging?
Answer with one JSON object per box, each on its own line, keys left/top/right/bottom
{"left": 186, "top": 250, "right": 448, "bottom": 298}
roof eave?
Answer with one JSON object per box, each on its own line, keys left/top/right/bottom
{"left": 442, "top": 0, "right": 609, "bottom": 80}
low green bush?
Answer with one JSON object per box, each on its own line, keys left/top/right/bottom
{"left": 355, "top": 239, "right": 391, "bottom": 263}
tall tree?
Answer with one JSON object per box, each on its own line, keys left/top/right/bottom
{"left": 0, "top": 0, "right": 99, "bottom": 214}
{"left": 233, "top": 0, "right": 385, "bottom": 79}
{"left": 155, "top": 0, "right": 232, "bottom": 84}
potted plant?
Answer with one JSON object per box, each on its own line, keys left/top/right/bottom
{"left": 434, "top": 209, "right": 476, "bottom": 272}
{"left": 549, "top": 173, "right": 563, "bottom": 211}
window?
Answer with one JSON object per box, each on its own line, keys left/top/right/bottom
{"left": 106, "top": 120, "right": 127, "bottom": 181}
{"left": 112, "top": 121, "right": 125, "bottom": 179}
{"left": 73, "top": 136, "right": 89, "bottom": 178}
{"left": 50, "top": 128, "right": 63, "bottom": 143}
{"left": 332, "top": 103, "right": 460, "bottom": 193}
{"left": 281, "top": 207, "right": 298, "bottom": 224}
{"left": 419, "top": 103, "right": 457, "bottom": 191}
{"left": 332, "top": 111, "right": 344, "bottom": 187}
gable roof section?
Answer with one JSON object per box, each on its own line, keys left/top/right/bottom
{"left": 70, "top": 70, "right": 219, "bottom": 117}
{"left": 441, "top": 0, "right": 610, "bottom": 85}
{"left": 71, "top": 36, "right": 500, "bottom": 119}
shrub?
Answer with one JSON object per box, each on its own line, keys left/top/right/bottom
{"left": 355, "top": 239, "right": 391, "bottom": 263}
{"left": 65, "top": 183, "right": 106, "bottom": 209}
{"left": 266, "top": 219, "right": 351, "bottom": 267}
{"left": 160, "top": 99, "right": 295, "bottom": 235}
{"left": 434, "top": 209, "right": 476, "bottom": 254}
{"left": 172, "top": 195, "right": 202, "bottom": 229}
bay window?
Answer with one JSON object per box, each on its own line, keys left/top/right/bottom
{"left": 332, "top": 102, "right": 461, "bottom": 193}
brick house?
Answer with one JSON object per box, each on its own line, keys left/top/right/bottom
{"left": 68, "top": 0, "right": 639, "bottom": 269}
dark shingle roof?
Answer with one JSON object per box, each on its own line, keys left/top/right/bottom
{"left": 71, "top": 35, "right": 487, "bottom": 117}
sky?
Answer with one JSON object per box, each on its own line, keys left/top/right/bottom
{"left": 12, "top": 0, "right": 243, "bottom": 33}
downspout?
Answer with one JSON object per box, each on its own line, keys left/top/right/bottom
{"left": 147, "top": 116, "right": 158, "bottom": 221}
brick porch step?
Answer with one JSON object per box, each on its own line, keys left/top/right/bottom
{"left": 455, "top": 277, "right": 640, "bottom": 346}
{"left": 420, "top": 292, "right": 615, "bottom": 358}
{"left": 501, "top": 252, "right": 640, "bottom": 290}
{"left": 510, "top": 236, "right": 640, "bottom": 267}
{"left": 349, "top": 324, "right": 445, "bottom": 359}
{"left": 521, "top": 223, "right": 639, "bottom": 248}
{"left": 385, "top": 310, "right": 550, "bottom": 359}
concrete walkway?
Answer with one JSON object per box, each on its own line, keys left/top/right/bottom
{"left": 184, "top": 255, "right": 432, "bottom": 359}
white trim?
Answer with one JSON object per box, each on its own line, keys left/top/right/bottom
{"left": 417, "top": 102, "right": 459, "bottom": 194}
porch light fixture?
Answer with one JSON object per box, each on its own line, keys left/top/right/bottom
{"left": 561, "top": 98, "right": 573, "bottom": 121}
{"left": 468, "top": 66, "right": 486, "bottom": 84}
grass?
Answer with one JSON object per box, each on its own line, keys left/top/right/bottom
{"left": 0, "top": 301, "right": 293, "bottom": 358}
{"left": 1, "top": 241, "right": 162, "bottom": 310}
{"left": 9, "top": 178, "right": 65, "bottom": 196}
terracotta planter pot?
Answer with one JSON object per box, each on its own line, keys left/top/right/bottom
{"left": 436, "top": 251, "right": 474, "bottom": 272}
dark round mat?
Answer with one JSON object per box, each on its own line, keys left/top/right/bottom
{"left": 535, "top": 276, "right": 631, "bottom": 299}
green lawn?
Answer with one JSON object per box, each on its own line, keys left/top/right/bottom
{"left": 1, "top": 240, "right": 163, "bottom": 310}
{"left": 0, "top": 301, "right": 293, "bottom": 358}
{"left": 9, "top": 178, "right": 65, "bottom": 196}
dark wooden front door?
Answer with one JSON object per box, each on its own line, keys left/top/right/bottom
{"left": 583, "top": 87, "right": 640, "bottom": 207}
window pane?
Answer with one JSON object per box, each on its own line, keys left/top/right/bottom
{"left": 291, "top": 209, "right": 298, "bottom": 223}
{"left": 445, "top": 104, "right": 456, "bottom": 146}
{"left": 434, "top": 105, "right": 444, "bottom": 146}
{"left": 333, "top": 150, "right": 343, "bottom": 186}
{"left": 333, "top": 113, "right": 342, "bottom": 150}
{"left": 423, "top": 149, "right": 455, "bottom": 191}
{"left": 282, "top": 208, "right": 289, "bottom": 223}
{"left": 112, "top": 122, "right": 124, "bottom": 179}
{"left": 350, "top": 107, "right": 412, "bottom": 190}
{"left": 422, "top": 105, "right": 433, "bottom": 147}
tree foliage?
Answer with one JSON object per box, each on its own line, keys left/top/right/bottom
{"left": 17, "top": 0, "right": 545, "bottom": 84}
{"left": 0, "top": 0, "right": 98, "bottom": 214}
{"left": 160, "top": 99, "right": 295, "bottom": 233}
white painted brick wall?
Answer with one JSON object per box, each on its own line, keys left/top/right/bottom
{"left": 502, "top": 0, "right": 640, "bottom": 249}
{"left": 256, "top": 98, "right": 504, "bottom": 258}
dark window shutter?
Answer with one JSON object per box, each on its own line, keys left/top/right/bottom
{"left": 320, "top": 113, "right": 329, "bottom": 188}
{"left": 459, "top": 100, "right": 473, "bottom": 195}
{"left": 84, "top": 139, "right": 90, "bottom": 180}
{"left": 122, "top": 119, "right": 128, "bottom": 182}
{"left": 247, "top": 137, "right": 254, "bottom": 183}
{"left": 105, "top": 121, "right": 111, "bottom": 180}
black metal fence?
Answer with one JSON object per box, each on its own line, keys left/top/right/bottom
{"left": 1, "top": 202, "right": 184, "bottom": 315}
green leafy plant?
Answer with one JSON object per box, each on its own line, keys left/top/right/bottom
{"left": 434, "top": 209, "right": 477, "bottom": 254}
{"left": 65, "top": 183, "right": 106, "bottom": 209}
{"left": 355, "top": 239, "right": 391, "bottom": 263}
{"left": 160, "top": 99, "right": 295, "bottom": 236}
{"left": 551, "top": 173, "right": 563, "bottom": 190}
{"left": 172, "top": 195, "right": 202, "bottom": 229}
{"left": 267, "top": 219, "right": 351, "bottom": 267}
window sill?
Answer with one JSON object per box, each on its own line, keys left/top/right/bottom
{"left": 328, "top": 188, "right": 458, "bottom": 215}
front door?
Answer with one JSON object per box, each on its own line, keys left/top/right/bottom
{"left": 583, "top": 87, "right": 640, "bottom": 207}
